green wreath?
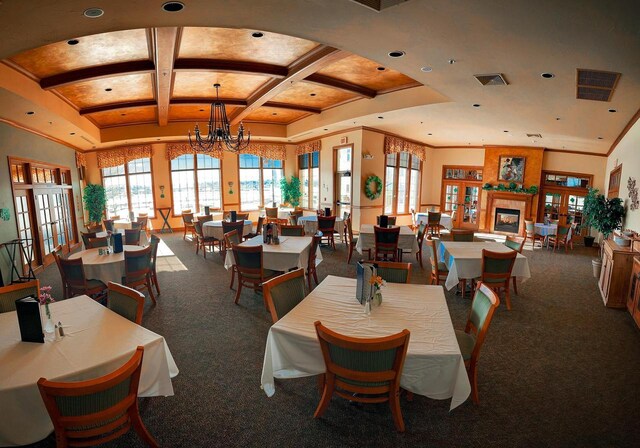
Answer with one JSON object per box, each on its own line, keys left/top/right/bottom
{"left": 364, "top": 175, "right": 383, "bottom": 200}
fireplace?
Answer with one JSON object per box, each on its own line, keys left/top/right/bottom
{"left": 494, "top": 208, "right": 520, "bottom": 233}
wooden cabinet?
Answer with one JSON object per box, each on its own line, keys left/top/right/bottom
{"left": 627, "top": 257, "right": 640, "bottom": 328}
{"left": 598, "top": 239, "right": 637, "bottom": 308}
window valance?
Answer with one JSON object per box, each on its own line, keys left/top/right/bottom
{"left": 75, "top": 152, "right": 86, "bottom": 168}
{"left": 97, "top": 145, "right": 152, "bottom": 168}
{"left": 243, "top": 143, "right": 286, "bottom": 161}
{"left": 384, "top": 136, "right": 425, "bottom": 161}
{"left": 296, "top": 140, "right": 321, "bottom": 155}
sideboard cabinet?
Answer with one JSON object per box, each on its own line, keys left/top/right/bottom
{"left": 598, "top": 239, "right": 637, "bottom": 308}
{"left": 627, "top": 256, "right": 640, "bottom": 329}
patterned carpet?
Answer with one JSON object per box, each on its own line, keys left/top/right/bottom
{"left": 29, "top": 232, "right": 640, "bottom": 447}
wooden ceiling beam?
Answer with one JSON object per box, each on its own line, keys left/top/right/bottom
{"left": 263, "top": 101, "right": 320, "bottom": 114}
{"left": 229, "top": 46, "right": 350, "bottom": 126}
{"left": 304, "top": 73, "right": 376, "bottom": 98}
{"left": 79, "top": 100, "right": 157, "bottom": 115}
{"left": 173, "top": 59, "right": 288, "bottom": 77}
{"left": 170, "top": 98, "right": 248, "bottom": 107}
{"left": 40, "top": 60, "right": 156, "bottom": 89}
{"left": 152, "top": 27, "right": 179, "bottom": 126}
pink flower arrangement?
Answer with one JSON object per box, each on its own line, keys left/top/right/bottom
{"left": 39, "top": 286, "right": 55, "bottom": 306}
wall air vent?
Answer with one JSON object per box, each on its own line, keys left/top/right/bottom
{"left": 526, "top": 133, "right": 542, "bottom": 139}
{"left": 349, "top": 0, "right": 409, "bottom": 12}
{"left": 576, "top": 69, "right": 620, "bottom": 102}
{"left": 473, "top": 73, "right": 508, "bottom": 86}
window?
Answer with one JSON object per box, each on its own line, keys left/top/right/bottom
{"left": 171, "top": 154, "right": 222, "bottom": 214}
{"left": 239, "top": 154, "right": 284, "bottom": 210}
{"left": 298, "top": 152, "right": 319, "bottom": 209}
{"left": 384, "top": 152, "right": 421, "bottom": 215}
{"left": 102, "top": 157, "right": 154, "bottom": 217}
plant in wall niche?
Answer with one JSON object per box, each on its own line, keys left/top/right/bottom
{"left": 83, "top": 184, "right": 106, "bottom": 225}
{"left": 280, "top": 176, "right": 302, "bottom": 207}
{"left": 582, "top": 187, "right": 626, "bottom": 240}
{"left": 364, "top": 175, "right": 382, "bottom": 200}
{"left": 482, "top": 183, "right": 539, "bottom": 195}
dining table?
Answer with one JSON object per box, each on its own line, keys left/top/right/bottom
{"left": 261, "top": 275, "right": 471, "bottom": 410}
{"left": 202, "top": 220, "right": 253, "bottom": 240}
{"left": 355, "top": 224, "right": 419, "bottom": 256}
{"left": 0, "top": 295, "right": 178, "bottom": 447}
{"left": 416, "top": 212, "right": 454, "bottom": 230}
{"left": 437, "top": 240, "right": 531, "bottom": 291}
{"left": 67, "top": 245, "right": 142, "bottom": 285}
{"left": 534, "top": 223, "right": 572, "bottom": 247}
{"left": 224, "top": 235, "right": 322, "bottom": 272}
{"left": 296, "top": 216, "right": 344, "bottom": 241}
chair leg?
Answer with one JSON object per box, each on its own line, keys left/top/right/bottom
{"left": 129, "top": 406, "right": 159, "bottom": 448}
{"left": 417, "top": 250, "right": 423, "bottom": 268}
{"left": 234, "top": 278, "right": 243, "bottom": 304}
{"left": 312, "top": 267, "right": 319, "bottom": 286}
{"left": 389, "top": 389, "right": 405, "bottom": 432}
{"left": 469, "top": 363, "right": 479, "bottom": 404}
{"left": 183, "top": 226, "right": 187, "bottom": 240}
{"left": 504, "top": 285, "right": 512, "bottom": 310}
{"left": 153, "top": 271, "right": 160, "bottom": 295}
{"left": 347, "top": 244, "right": 354, "bottom": 264}
{"left": 146, "top": 275, "right": 156, "bottom": 304}
{"left": 229, "top": 267, "right": 236, "bottom": 289}
{"left": 313, "top": 374, "right": 335, "bottom": 418}
{"left": 512, "top": 276, "right": 518, "bottom": 295}
{"left": 307, "top": 270, "right": 312, "bottom": 290}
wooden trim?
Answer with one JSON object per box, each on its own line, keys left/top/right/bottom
{"left": 152, "top": 27, "right": 179, "bottom": 126}
{"left": 79, "top": 100, "right": 157, "bottom": 115}
{"left": 351, "top": 205, "right": 383, "bottom": 209}
{"left": 40, "top": 60, "right": 156, "bottom": 89}
{"left": 377, "top": 81, "right": 424, "bottom": 96}
{"left": 545, "top": 147, "right": 607, "bottom": 158}
{"left": 0, "top": 118, "right": 82, "bottom": 151}
{"left": 607, "top": 106, "right": 640, "bottom": 156}
{"left": 170, "top": 97, "right": 247, "bottom": 107}
{"left": 173, "top": 58, "right": 288, "bottom": 77}
{"left": 304, "top": 73, "right": 375, "bottom": 98}
{"left": 433, "top": 145, "right": 484, "bottom": 149}
{"left": 608, "top": 164, "right": 623, "bottom": 198}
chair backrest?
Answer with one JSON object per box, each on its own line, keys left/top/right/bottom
{"left": 193, "top": 221, "right": 204, "bottom": 238}
{"left": 103, "top": 219, "right": 115, "bottom": 232}
{"left": 374, "top": 226, "right": 400, "bottom": 257}
{"left": 59, "top": 257, "right": 89, "bottom": 291}
{"left": 232, "top": 244, "right": 264, "bottom": 278}
{"left": 504, "top": 235, "right": 525, "bottom": 253}
{"left": 314, "top": 321, "right": 410, "bottom": 393}
{"left": 236, "top": 212, "right": 250, "bottom": 220}
{"left": 416, "top": 223, "right": 427, "bottom": 246}
{"left": 451, "top": 229, "right": 474, "bottom": 242}
{"left": 129, "top": 221, "right": 143, "bottom": 231}
{"left": 197, "top": 214, "right": 213, "bottom": 224}
{"left": 37, "top": 346, "right": 151, "bottom": 447}
{"left": 182, "top": 212, "right": 195, "bottom": 225}
{"left": 137, "top": 212, "right": 148, "bottom": 218}
{"left": 88, "top": 224, "right": 103, "bottom": 233}
{"left": 0, "top": 280, "right": 40, "bottom": 314}
{"left": 124, "top": 229, "right": 141, "bottom": 245}
{"left": 481, "top": 249, "right": 517, "bottom": 285}
{"left": 317, "top": 216, "right": 336, "bottom": 232}
{"left": 149, "top": 235, "right": 160, "bottom": 271}
{"left": 281, "top": 225, "right": 305, "bottom": 236}
{"left": 124, "top": 246, "right": 152, "bottom": 283}
{"left": 262, "top": 268, "right": 306, "bottom": 323}
{"left": 424, "top": 237, "right": 443, "bottom": 281}
{"left": 307, "top": 235, "right": 321, "bottom": 271}
{"left": 81, "top": 231, "right": 97, "bottom": 248}
{"left": 427, "top": 212, "right": 441, "bottom": 225}
{"left": 265, "top": 207, "right": 278, "bottom": 218}
{"left": 343, "top": 211, "right": 351, "bottom": 221}
{"left": 289, "top": 210, "right": 303, "bottom": 225}
{"left": 107, "top": 282, "right": 144, "bottom": 325}
{"left": 255, "top": 216, "right": 265, "bottom": 235}
{"left": 222, "top": 220, "right": 245, "bottom": 239}
{"left": 375, "top": 261, "right": 411, "bottom": 284}
{"left": 465, "top": 282, "right": 500, "bottom": 362}
{"left": 524, "top": 219, "right": 535, "bottom": 235}
{"left": 224, "top": 230, "right": 241, "bottom": 250}
{"left": 181, "top": 209, "right": 191, "bottom": 214}
{"left": 376, "top": 215, "right": 397, "bottom": 226}
{"left": 87, "top": 237, "right": 109, "bottom": 248}
{"left": 346, "top": 217, "right": 355, "bottom": 244}
{"left": 557, "top": 225, "right": 570, "bottom": 237}
{"left": 136, "top": 216, "right": 148, "bottom": 230}
{"left": 110, "top": 215, "right": 121, "bottom": 221}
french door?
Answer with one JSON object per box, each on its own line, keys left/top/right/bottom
{"left": 334, "top": 145, "right": 353, "bottom": 218}
{"left": 442, "top": 181, "right": 481, "bottom": 230}
{"left": 539, "top": 189, "right": 586, "bottom": 233}
{"left": 33, "top": 188, "right": 75, "bottom": 266}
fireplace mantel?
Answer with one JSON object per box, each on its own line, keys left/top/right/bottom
{"left": 485, "top": 191, "right": 535, "bottom": 235}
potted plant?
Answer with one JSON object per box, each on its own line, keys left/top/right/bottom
{"left": 280, "top": 176, "right": 302, "bottom": 208}
{"left": 83, "top": 184, "right": 107, "bottom": 226}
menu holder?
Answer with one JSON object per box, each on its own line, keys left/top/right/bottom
{"left": 112, "top": 232, "right": 123, "bottom": 253}
{"left": 379, "top": 215, "right": 389, "bottom": 228}
{"left": 15, "top": 296, "right": 44, "bottom": 343}
{"left": 204, "top": 206, "right": 210, "bottom": 215}
{"left": 230, "top": 211, "right": 237, "bottom": 222}
{"left": 324, "top": 207, "right": 331, "bottom": 217}
{"left": 356, "top": 262, "right": 377, "bottom": 305}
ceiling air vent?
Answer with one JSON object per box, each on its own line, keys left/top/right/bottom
{"left": 473, "top": 73, "right": 508, "bottom": 86}
{"left": 526, "top": 133, "right": 542, "bottom": 139}
{"left": 576, "top": 69, "right": 620, "bottom": 102}
{"left": 349, "top": 0, "right": 409, "bottom": 12}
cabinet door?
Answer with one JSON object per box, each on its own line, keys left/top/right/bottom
{"left": 628, "top": 271, "right": 638, "bottom": 313}
{"left": 633, "top": 277, "right": 640, "bottom": 327}
{"left": 599, "top": 254, "right": 613, "bottom": 300}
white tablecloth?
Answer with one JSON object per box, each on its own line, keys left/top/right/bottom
{"left": 438, "top": 241, "right": 532, "bottom": 290}
{"left": 261, "top": 275, "right": 470, "bottom": 410}
{"left": 535, "top": 223, "right": 573, "bottom": 241}
{"left": 416, "top": 213, "right": 454, "bottom": 230}
{"left": 297, "top": 216, "right": 344, "bottom": 241}
{"left": 0, "top": 296, "right": 178, "bottom": 447}
{"left": 202, "top": 220, "right": 253, "bottom": 240}
{"left": 67, "top": 245, "right": 142, "bottom": 285}
{"left": 224, "top": 235, "right": 322, "bottom": 272}
{"left": 355, "top": 224, "right": 419, "bottom": 256}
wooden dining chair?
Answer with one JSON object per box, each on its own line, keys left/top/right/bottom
{"left": 313, "top": 321, "right": 411, "bottom": 432}
{"left": 231, "top": 244, "right": 280, "bottom": 307}
{"left": 222, "top": 220, "right": 246, "bottom": 249}
{"left": 524, "top": 219, "right": 544, "bottom": 248}
{"left": 224, "top": 230, "right": 241, "bottom": 289}
{"left": 306, "top": 235, "right": 322, "bottom": 290}
{"left": 376, "top": 215, "right": 397, "bottom": 226}
{"left": 136, "top": 215, "right": 149, "bottom": 236}
{"left": 289, "top": 210, "right": 303, "bottom": 225}
{"left": 80, "top": 231, "right": 97, "bottom": 248}
{"left": 103, "top": 219, "right": 115, "bottom": 233}
{"left": 414, "top": 223, "right": 427, "bottom": 268}
{"left": 37, "top": 346, "right": 159, "bottom": 448}
{"left": 424, "top": 237, "right": 448, "bottom": 286}
{"left": 123, "top": 246, "right": 156, "bottom": 304}
{"left": 124, "top": 229, "right": 141, "bottom": 246}
{"left": 52, "top": 245, "right": 70, "bottom": 299}
{"left": 193, "top": 221, "right": 218, "bottom": 258}
{"left": 59, "top": 257, "right": 108, "bottom": 302}
{"left": 504, "top": 235, "right": 525, "bottom": 294}
{"left": 236, "top": 212, "right": 250, "bottom": 220}
{"left": 451, "top": 229, "right": 474, "bottom": 242}
{"left": 87, "top": 236, "right": 110, "bottom": 248}
{"left": 0, "top": 280, "right": 40, "bottom": 314}
{"left": 480, "top": 249, "right": 517, "bottom": 310}
{"left": 197, "top": 214, "right": 213, "bottom": 224}
{"left": 455, "top": 282, "right": 500, "bottom": 404}
{"left": 548, "top": 225, "right": 571, "bottom": 252}
{"left": 245, "top": 216, "right": 264, "bottom": 239}
{"left": 182, "top": 212, "right": 196, "bottom": 240}
{"left": 317, "top": 216, "right": 337, "bottom": 249}
{"left": 375, "top": 261, "right": 412, "bottom": 284}
{"left": 280, "top": 224, "right": 305, "bottom": 236}
{"left": 265, "top": 207, "right": 279, "bottom": 223}
{"left": 149, "top": 234, "right": 161, "bottom": 295}
{"left": 262, "top": 268, "right": 306, "bottom": 323}
{"left": 373, "top": 226, "right": 400, "bottom": 261}
{"left": 427, "top": 212, "right": 441, "bottom": 237}
{"left": 345, "top": 217, "right": 361, "bottom": 263}
{"left": 107, "top": 282, "right": 145, "bottom": 325}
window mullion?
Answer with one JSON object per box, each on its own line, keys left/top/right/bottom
{"left": 193, "top": 155, "right": 200, "bottom": 212}
{"left": 125, "top": 163, "right": 132, "bottom": 214}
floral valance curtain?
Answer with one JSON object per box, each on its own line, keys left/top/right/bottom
{"left": 296, "top": 139, "right": 321, "bottom": 155}
{"left": 97, "top": 145, "right": 153, "bottom": 168}
{"left": 75, "top": 152, "right": 86, "bottom": 168}
{"left": 244, "top": 143, "right": 286, "bottom": 161}
{"left": 384, "top": 136, "right": 425, "bottom": 161}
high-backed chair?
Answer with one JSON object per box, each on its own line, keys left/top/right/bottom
{"left": 455, "top": 282, "right": 500, "bottom": 404}
{"left": 129, "top": 221, "right": 143, "bottom": 231}
{"left": 306, "top": 235, "right": 322, "bottom": 290}
{"left": 415, "top": 223, "right": 427, "bottom": 268}
{"left": 245, "top": 216, "right": 264, "bottom": 239}
{"left": 548, "top": 225, "right": 571, "bottom": 252}
{"left": 424, "top": 237, "right": 448, "bottom": 286}
{"left": 197, "top": 214, "right": 213, "bottom": 224}
{"left": 375, "top": 261, "right": 411, "bottom": 284}
{"left": 136, "top": 215, "right": 149, "bottom": 236}
{"left": 193, "top": 221, "right": 217, "bottom": 258}
{"left": 224, "top": 229, "right": 241, "bottom": 289}
{"left": 427, "top": 212, "right": 441, "bottom": 237}
{"left": 182, "top": 212, "right": 196, "bottom": 240}
{"left": 342, "top": 211, "right": 351, "bottom": 241}
{"left": 124, "top": 229, "right": 141, "bottom": 246}
{"left": 123, "top": 246, "right": 155, "bottom": 304}
{"left": 524, "top": 220, "right": 544, "bottom": 248}
{"left": 505, "top": 235, "right": 525, "bottom": 294}
{"left": 103, "top": 219, "right": 115, "bottom": 233}
{"left": 87, "top": 237, "right": 109, "bottom": 248}
{"left": 376, "top": 216, "right": 397, "bottom": 226}
{"left": 236, "top": 212, "right": 250, "bottom": 220}
{"left": 80, "top": 231, "right": 97, "bottom": 248}
{"left": 52, "top": 245, "right": 69, "bottom": 299}
{"left": 481, "top": 249, "right": 517, "bottom": 310}
{"left": 265, "top": 207, "right": 278, "bottom": 223}
{"left": 373, "top": 226, "right": 400, "bottom": 261}
{"left": 222, "top": 220, "right": 246, "bottom": 249}
{"left": 313, "top": 321, "right": 411, "bottom": 432}
{"left": 107, "top": 282, "right": 145, "bottom": 325}
{"left": 149, "top": 234, "right": 161, "bottom": 295}
{"left": 87, "top": 224, "right": 103, "bottom": 233}
{"left": 0, "top": 280, "right": 40, "bottom": 314}
{"left": 317, "top": 216, "right": 337, "bottom": 249}
{"left": 37, "top": 346, "right": 159, "bottom": 448}
{"left": 59, "top": 257, "right": 108, "bottom": 301}
{"left": 262, "top": 268, "right": 306, "bottom": 323}
{"left": 232, "top": 244, "right": 280, "bottom": 306}
{"left": 451, "top": 229, "right": 474, "bottom": 242}
{"left": 280, "top": 225, "right": 305, "bottom": 236}
{"left": 289, "top": 210, "right": 303, "bottom": 225}
{"left": 345, "top": 217, "right": 360, "bottom": 263}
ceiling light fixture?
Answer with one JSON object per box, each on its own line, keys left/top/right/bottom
{"left": 67, "top": 39, "right": 80, "bottom": 46}
{"left": 188, "top": 83, "right": 250, "bottom": 154}
{"left": 420, "top": 66, "right": 432, "bottom": 72}
{"left": 83, "top": 8, "right": 104, "bottom": 18}
{"left": 105, "top": 88, "right": 112, "bottom": 92}
{"left": 251, "top": 32, "right": 264, "bottom": 38}
{"left": 388, "top": 50, "right": 405, "bottom": 58}
{"left": 26, "top": 111, "right": 35, "bottom": 115}
{"left": 541, "top": 72, "right": 555, "bottom": 79}
{"left": 162, "top": 2, "right": 184, "bottom": 12}
{"left": 378, "top": 116, "right": 384, "bottom": 119}
{"left": 608, "top": 109, "right": 617, "bottom": 113}
{"left": 473, "top": 104, "right": 480, "bottom": 107}
{"left": 377, "top": 66, "right": 386, "bottom": 71}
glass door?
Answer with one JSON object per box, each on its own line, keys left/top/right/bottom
{"left": 460, "top": 185, "right": 480, "bottom": 229}
{"left": 442, "top": 181, "right": 481, "bottom": 229}
{"left": 442, "top": 181, "right": 461, "bottom": 227}
{"left": 335, "top": 146, "right": 352, "bottom": 219}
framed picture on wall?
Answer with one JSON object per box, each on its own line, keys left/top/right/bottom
{"left": 498, "top": 156, "right": 526, "bottom": 182}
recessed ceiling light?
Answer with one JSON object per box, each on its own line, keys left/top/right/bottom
{"left": 388, "top": 50, "right": 405, "bottom": 58}
{"left": 420, "top": 66, "right": 432, "bottom": 72}
{"left": 503, "top": 130, "right": 509, "bottom": 133}
{"left": 162, "top": 2, "right": 184, "bottom": 12}
{"left": 555, "top": 117, "right": 560, "bottom": 120}
{"left": 376, "top": 66, "right": 386, "bottom": 71}
{"left": 427, "top": 133, "right": 432, "bottom": 136}
{"left": 323, "top": 128, "right": 328, "bottom": 131}
{"left": 448, "top": 59, "right": 456, "bottom": 65}
{"left": 157, "top": 138, "right": 161, "bottom": 141}
{"left": 378, "top": 116, "right": 384, "bottom": 119}
{"left": 199, "top": 109, "right": 204, "bottom": 112}
{"left": 83, "top": 8, "right": 104, "bottom": 18}
{"left": 70, "top": 132, "right": 76, "bottom": 135}
{"left": 608, "top": 109, "right": 617, "bottom": 113}
{"left": 251, "top": 32, "right": 264, "bottom": 38}
{"left": 272, "top": 113, "right": 277, "bottom": 116}
{"left": 309, "top": 93, "right": 316, "bottom": 97}
{"left": 473, "top": 104, "right": 480, "bottom": 107}
{"left": 121, "top": 113, "right": 126, "bottom": 116}
{"left": 541, "top": 72, "right": 555, "bottom": 79}
{"left": 597, "top": 136, "right": 603, "bottom": 140}
{"left": 25, "top": 111, "right": 35, "bottom": 115}
{"left": 67, "top": 39, "right": 80, "bottom": 46}
{"left": 105, "top": 88, "right": 112, "bottom": 92}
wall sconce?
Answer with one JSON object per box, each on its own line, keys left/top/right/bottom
{"left": 228, "top": 181, "right": 234, "bottom": 194}
{"left": 159, "top": 185, "right": 165, "bottom": 198}
{"left": 362, "top": 152, "right": 374, "bottom": 160}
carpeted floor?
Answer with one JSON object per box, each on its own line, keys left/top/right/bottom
{"left": 28, "top": 233, "right": 640, "bottom": 447}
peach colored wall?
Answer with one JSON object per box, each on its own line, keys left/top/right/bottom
{"left": 360, "top": 130, "right": 386, "bottom": 226}
{"left": 542, "top": 151, "right": 607, "bottom": 190}
{"left": 424, "top": 148, "right": 485, "bottom": 207}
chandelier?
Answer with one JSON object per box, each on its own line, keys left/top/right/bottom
{"left": 188, "top": 83, "right": 250, "bottom": 153}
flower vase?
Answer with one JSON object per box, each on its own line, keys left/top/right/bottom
{"left": 373, "top": 290, "right": 383, "bottom": 307}
{"left": 364, "top": 298, "right": 371, "bottom": 316}
{"left": 43, "top": 303, "right": 55, "bottom": 334}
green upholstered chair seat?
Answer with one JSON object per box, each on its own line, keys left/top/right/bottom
{"left": 455, "top": 330, "right": 475, "bottom": 361}
{"left": 242, "top": 268, "right": 279, "bottom": 279}
{"left": 504, "top": 239, "right": 521, "bottom": 251}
